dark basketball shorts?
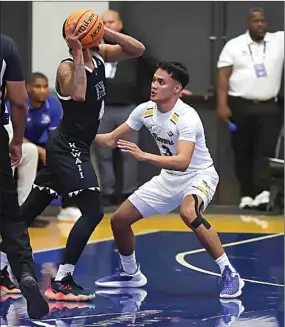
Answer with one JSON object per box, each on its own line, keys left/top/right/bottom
{"left": 33, "top": 129, "right": 100, "bottom": 198}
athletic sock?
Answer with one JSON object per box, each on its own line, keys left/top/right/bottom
{"left": 120, "top": 252, "right": 137, "bottom": 275}
{"left": 215, "top": 253, "right": 236, "bottom": 274}
{"left": 55, "top": 264, "right": 75, "bottom": 281}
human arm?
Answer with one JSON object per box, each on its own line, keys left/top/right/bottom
{"left": 6, "top": 97, "right": 45, "bottom": 163}
{"left": 3, "top": 36, "right": 28, "bottom": 166}
{"left": 98, "top": 27, "right": 145, "bottom": 62}
{"left": 95, "top": 103, "right": 145, "bottom": 147}
{"left": 5, "top": 100, "right": 29, "bottom": 143}
{"left": 117, "top": 110, "right": 200, "bottom": 172}
{"left": 4, "top": 37, "right": 28, "bottom": 148}
{"left": 95, "top": 123, "right": 137, "bottom": 148}
{"left": 6, "top": 100, "right": 47, "bottom": 165}
{"left": 56, "top": 57, "right": 86, "bottom": 101}
{"left": 57, "top": 22, "right": 88, "bottom": 101}
{"left": 117, "top": 139, "right": 194, "bottom": 172}
{"left": 217, "top": 67, "right": 233, "bottom": 122}
{"left": 4, "top": 113, "right": 13, "bottom": 143}
{"left": 4, "top": 110, "right": 29, "bottom": 144}
{"left": 217, "top": 41, "right": 234, "bottom": 122}
{"left": 5, "top": 121, "right": 29, "bottom": 144}
{"left": 179, "top": 89, "right": 192, "bottom": 98}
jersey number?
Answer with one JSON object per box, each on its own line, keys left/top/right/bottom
{"left": 162, "top": 145, "right": 173, "bottom": 156}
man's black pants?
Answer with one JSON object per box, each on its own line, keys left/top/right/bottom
{"left": 228, "top": 96, "right": 282, "bottom": 198}
{"left": 0, "top": 125, "right": 35, "bottom": 281}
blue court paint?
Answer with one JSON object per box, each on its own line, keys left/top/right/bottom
{"left": 0, "top": 232, "right": 283, "bottom": 327}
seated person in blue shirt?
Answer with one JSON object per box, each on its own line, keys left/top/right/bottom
{"left": 6, "top": 72, "right": 81, "bottom": 221}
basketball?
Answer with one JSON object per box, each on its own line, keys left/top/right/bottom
{"left": 64, "top": 9, "right": 104, "bottom": 48}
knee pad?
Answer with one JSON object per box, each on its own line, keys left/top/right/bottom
{"left": 191, "top": 214, "right": 211, "bottom": 230}
{"left": 190, "top": 194, "right": 211, "bottom": 230}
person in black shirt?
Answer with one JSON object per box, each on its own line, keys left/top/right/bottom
{"left": 18, "top": 20, "right": 145, "bottom": 301}
{"left": 0, "top": 34, "right": 49, "bottom": 319}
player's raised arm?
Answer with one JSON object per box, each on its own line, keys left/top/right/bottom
{"left": 98, "top": 27, "right": 145, "bottom": 62}
{"left": 57, "top": 21, "right": 88, "bottom": 101}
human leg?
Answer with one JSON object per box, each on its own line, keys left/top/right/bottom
{"left": 229, "top": 98, "right": 255, "bottom": 208}
{"left": 57, "top": 196, "right": 81, "bottom": 222}
{"left": 44, "top": 189, "right": 104, "bottom": 301}
{"left": 95, "top": 174, "right": 179, "bottom": 288}
{"left": 21, "top": 166, "right": 57, "bottom": 227}
{"left": 179, "top": 169, "right": 244, "bottom": 298}
{"left": 43, "top": 139, "right": 105, "bottom": 300}
{"left": 0, "top": 126, "right": 48, "bottom": 318}
{"left": 95, "top": 198, "right": 150, "bottom": 288}
{"left": 252, "top": 103, "right": 281, "bottom": 209}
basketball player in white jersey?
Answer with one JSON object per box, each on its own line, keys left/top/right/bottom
{"left": 94, "top": 61, "right": 244, "bottom": 298}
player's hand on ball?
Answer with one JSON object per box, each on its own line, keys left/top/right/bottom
{"left": 117, "top": 139, "right": 146, "bottom": 161}
{"left": 65, "top": 20, "right": 88, "bottom": 51}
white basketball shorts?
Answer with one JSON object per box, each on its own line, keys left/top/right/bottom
{"left": 128, "top": 165, "right": 219, "bottom": 217}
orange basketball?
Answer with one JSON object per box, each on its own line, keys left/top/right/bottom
{"left": 64, "top": 9, "right": 104, "bottom": 48}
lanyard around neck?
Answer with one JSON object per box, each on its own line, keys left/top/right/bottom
{"left": 248, "top": 42, "right": 266, "bottom": 61}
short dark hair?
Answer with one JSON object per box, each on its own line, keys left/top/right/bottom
{"left": 247, "top": 7, "right": 265, "bottom": 19}
{"left": 62, "top": 19, "right": 67, "bottom": 39}
{"left": 26, "top": 72, "right": 48, "bottom": 85}
{"left": 157, "top": 61, "right": 189, "bottom": 88}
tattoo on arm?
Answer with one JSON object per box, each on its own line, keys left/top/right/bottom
{"left": 58, "top": 57, "right": 86, "bottom": 98}
{"left": 74, "top": 60, "right": 85, "bottom": 87}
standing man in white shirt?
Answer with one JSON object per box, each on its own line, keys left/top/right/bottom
{"left": 94, "top": 61, "right": 244, "bottom": 299}
{"left": 217, "top": 8, "right": 284, "bottom": 210}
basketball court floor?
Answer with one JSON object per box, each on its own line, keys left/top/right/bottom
{"left": 0, "top": 213, "right": 284, "bottom": 327}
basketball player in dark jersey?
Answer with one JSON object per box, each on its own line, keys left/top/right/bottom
{"left": 12, "top": 21, "right": 145, "bottom": 301}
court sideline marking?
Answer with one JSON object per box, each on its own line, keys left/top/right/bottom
{"left": 34, "top": 231, "right": 284, "bottom": 287}
{"left": 33, "top": 230, "right": 159, "bottom": 254}
{"left": 176, "top": 233, "right": 284, "bottom": 287}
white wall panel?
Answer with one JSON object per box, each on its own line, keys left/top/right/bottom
{"left": 32, "top": 2, "right": 109, "bottom": 87}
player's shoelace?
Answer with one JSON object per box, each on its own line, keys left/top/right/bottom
{"left": 219, "top": 266, "right": 239, "bottom": 295}
{"left": 221, "top": 268, "right": 232, "bottom": 286}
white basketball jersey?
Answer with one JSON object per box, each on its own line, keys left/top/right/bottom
{"left": 126, "top": 99, "right": 213, "bottom": 175}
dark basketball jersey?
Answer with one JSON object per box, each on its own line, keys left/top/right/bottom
{"left": 0, "top": 34, "right": 24, "bottom": 124}
{"left": 55, "top": 53, "right": 106, "bottom": 145}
